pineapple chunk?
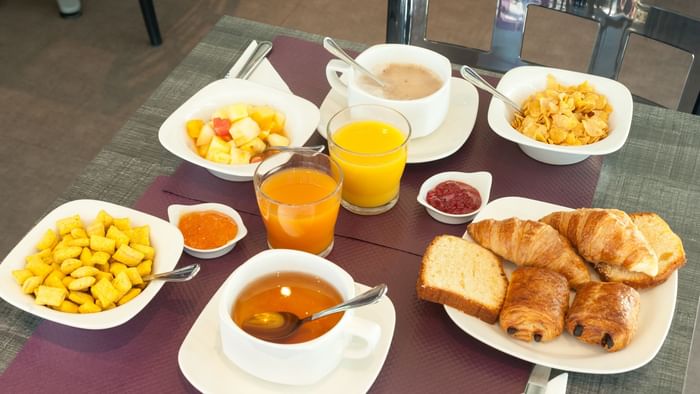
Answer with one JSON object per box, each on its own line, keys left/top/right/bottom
{"left": 206, "top": 150, "right": 231, "bottom": 164}
{"left": 229, "top": 147, "right": 252, "bottom": 164}
{"left": 250, "top": 105, "right": 276, "bottom": 130}
{"left": 225, "top": 103, "right": 250, "bottom": 122}
{"left": 267, "top": 133, "right": 290, "bottom": 147}
{"left": 196, "top": 123, "right": 215, "bottom": 147}
{"left": 186, "top": 119, "right": 204, "bottom": 139}
{"left": 229, "top": 117, "right": 260, "bottom": 146}
{"left": 208, "top": 135, "right": 231, "bottom": 153}
{"left": 239, "top": 137, "right": 266, "bottom": 155}
{"left": 272, "top": 111, "right": 286, "bottom": 133}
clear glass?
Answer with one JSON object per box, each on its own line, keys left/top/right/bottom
{"left": 253, "top": 150, "right": 343, "bottom": 257}
{"left": 327, "top": 105, "right": 411, "bottom": 215}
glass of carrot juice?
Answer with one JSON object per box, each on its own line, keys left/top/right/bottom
{"left": 253, "top": 150, "right": 343, "bottom": 257}
{"left": 327, "top": 105, "right": 411, "bottom": 215}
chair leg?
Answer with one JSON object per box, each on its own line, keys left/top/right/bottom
{"left": 139, "top": 0, "right": 162, "bottom": 46}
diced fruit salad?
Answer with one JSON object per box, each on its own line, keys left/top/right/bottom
{"left": 186, "top": 103, "right": 290, "bottom": 164}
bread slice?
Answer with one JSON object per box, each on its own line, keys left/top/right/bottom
{"left": 416, "top": 235, "right": 508, "bottom": 324}
{"left": 594, "top": 212, "right": 686, "bottom": 288}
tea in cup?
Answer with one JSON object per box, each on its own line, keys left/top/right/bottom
{"left": 327, "top": 105, "right": 410, "bottom": 215}
{"left": 325, "top": 44, "right": 451, "bottom": 138}
{"left": 253, "top": 150, "right": 342, "bottom": 257}
{"left": 218, "top": 249, "right": 382, "bottom": 385}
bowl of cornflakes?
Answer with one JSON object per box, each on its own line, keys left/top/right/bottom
{"left": 159, "top": 79, "right": 320, "bottom": 181}
{"left": 487, "top": 66, "right": 633, "bottom": 165}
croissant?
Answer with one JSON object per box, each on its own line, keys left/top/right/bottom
{"left": 540, "top": 209, "right": 659, "bottom": 277}
{"left": 565, "top": 281, "right": 640, "bottom": 352}
{"left": 499, "top": 267, "right": 569, "bottom": 342}
{"left": 467, "top": 218, "right": 590, "bottom": 289}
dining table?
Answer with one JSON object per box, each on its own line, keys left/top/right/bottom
{"left": 0, "top": 16, "right": 698, "bottom": 394}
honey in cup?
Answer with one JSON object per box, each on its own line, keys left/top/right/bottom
{"left": 233, "top": 271, "right": 344, "bottom": 344}
{"left": 358, "top": 63, "right": 443, "bottom": 100}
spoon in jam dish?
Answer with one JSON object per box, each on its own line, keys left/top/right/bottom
{"left": 323, "top": 37, "right": 386, "bottom": 88}
{"left": 241, "top": 283, "right": 388, "bottom": 341}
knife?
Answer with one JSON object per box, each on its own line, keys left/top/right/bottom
{"left": 524, "top": 364, "right": 550, "bottom": 394}
{"left": 229, "top": 40, "right": 273, "bottom": 80}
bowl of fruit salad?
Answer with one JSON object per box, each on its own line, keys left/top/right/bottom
{"left": 158, "top": 79, "right": 320, "bottom": 181}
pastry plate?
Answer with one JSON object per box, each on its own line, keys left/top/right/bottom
{"left": 318, "top": 77, "right": 479, "bottom": 164}
{"left": 178, "top": 282, "right": 396, "bottom": 393}
{"left": 445, "top": 196, "right": 676, "bottom": 374}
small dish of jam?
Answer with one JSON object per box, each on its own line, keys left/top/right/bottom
{"left": 167, "top": 203, "right": 248, "bottom": 259}
{"left": 417, "top": 171, "right": 492, "bottom": 224}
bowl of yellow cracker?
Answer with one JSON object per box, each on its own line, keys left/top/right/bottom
{"left": 487, "top": 66, "right": 633, "bottom": 165}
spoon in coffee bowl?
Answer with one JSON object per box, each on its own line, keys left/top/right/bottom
{"left": 459, "top": 65, "right": 523, "bottom": 116}
{"left": 323, "top": 37, "right": 386, "bottom": 88}
{"left": 241, "top": 283, "right": 388, "bottom": 341}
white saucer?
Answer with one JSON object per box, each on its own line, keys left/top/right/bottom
{"left": 318, "top": 77, "right": 479, "bottom": 164}
{"left": 178, "top": 282, "right": 396, "bottom": 393}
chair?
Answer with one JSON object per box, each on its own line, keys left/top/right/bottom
{"left": 386, "top": 0, "right": 700, "bottom": 114}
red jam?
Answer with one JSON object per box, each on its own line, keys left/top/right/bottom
{"left": 426, "top": 180, "right": 482, "bottom": 215}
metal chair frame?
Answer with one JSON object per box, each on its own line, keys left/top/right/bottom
{"left": 386, "top": 0, "right": 700, "bottom": 113}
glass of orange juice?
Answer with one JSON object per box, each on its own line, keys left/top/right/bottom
{"left": 327, "top": 105, "right": 411, "bottom": 215}
{"left": 253, "top": 149, "right": 343, "bottom": 257}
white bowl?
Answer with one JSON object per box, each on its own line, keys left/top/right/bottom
{"left": 417, "top": 171, "right": 492, "bottom": 224}
{"left": 0, "top": 199, "right": 184, "bottom": 330}
{"left": 487, "top": 66, "right": 633, "bottom": 165}
{"left": 167, "top": 203, "right": 247, "bottom": 259}
{"left": 158, "top": 79, "right": 320, "bottom": 181}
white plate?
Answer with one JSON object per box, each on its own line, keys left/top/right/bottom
{"left": 178, "top": 282, "right": 396, "bottom": 393}
{"left": 318, "top": 77, "right": 479, "bottom": 164}
{"left": 446, "top": 196, "right": 676, "bottom": 374}
{"left": 0, "top": 199, "right": 184, "bottom": 330}
{"left": 158, "top": 79, "right": 320, "bottom": 182}
{"left": 487, "top": 66, "right": 632, "bottom": 165}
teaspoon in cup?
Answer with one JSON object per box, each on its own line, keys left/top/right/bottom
{"left": 323, "top": 37, "right": 385, "bottom": 88}
{"left": 142, "top": 263, "right": 200, "bottom": 282}
{"left": 241, "top": 283, "right": 388, "bottom": 341}
{"left": 459, "top": 65, "right": 523, "bottom": 116}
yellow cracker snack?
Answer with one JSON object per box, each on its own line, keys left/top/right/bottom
{"left": 511, "top": 75, "right": 612, "bottom": 146}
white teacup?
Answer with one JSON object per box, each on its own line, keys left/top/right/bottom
{"left": 218, "top": 249, "right": 382, "bottom": 386}
{"left": 325, "top": 44, "right": 452, "bottom": 139}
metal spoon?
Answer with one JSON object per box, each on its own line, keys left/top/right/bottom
{"left": 253, "top": 145, "right": 326, "bottom": 162}
{"left": 323, "top": 37, "right": 385, "bottom": 87}
{"left": 228, "top": 40, "right": 273, "bottom": 80}
{"left": 142, "top": 263, "right": 200, "bottom": 282}
{"left": 459, "top": 65, "right": 523, "bottom": 115}
{"left": 241, "top": 283, "right": 388, "bottom": 341}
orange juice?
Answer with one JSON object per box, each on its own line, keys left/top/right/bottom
{"left": 330, "top": 120, "right": 408, "bottom": 208}
{"left": 257, "top": 167, "right": 341, "bottom": 255}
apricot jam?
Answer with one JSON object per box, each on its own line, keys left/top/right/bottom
{"left": 178, "top": 210, "right": 237, "bottom": 249}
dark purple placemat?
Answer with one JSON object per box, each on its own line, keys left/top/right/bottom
{"left": 159, "top": 36, "right": 603, "bottom": 256}
{"left": 1, "top": 178, "right": 532, "bottom": 393}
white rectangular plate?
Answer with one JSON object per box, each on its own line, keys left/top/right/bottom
{"left": 178, "top": 282, "right": 396, "bottom": 393}
{"left": 445, "top": 196, "right": 676, "bottom": 374}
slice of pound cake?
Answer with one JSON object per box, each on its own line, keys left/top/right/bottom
{"left": 416, "top": 235, "right": 508, "bottom": 324}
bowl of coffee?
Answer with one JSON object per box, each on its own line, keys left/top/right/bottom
{"left": 326, "top": 44, "right": 452, "bottom": 139}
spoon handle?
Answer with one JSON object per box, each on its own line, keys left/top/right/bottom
{"left": 323, "top": 37, "right": 385, "bottom": 87}
{"left": 142, "top": 263, "right": 201, "bottom": 282}
{"left": 309, "top": 283, "right": 388, "bottom": 321}
{"left": 235, "top": 41, "right": 273, "bottom": 80}
{"left": 459, "top": 65, "right": 523, "bottom": 115}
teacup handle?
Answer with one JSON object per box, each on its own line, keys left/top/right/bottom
{"left": 342, "top": 316, "right": 381, "bottom": 359}
{"left": 325, "top": 59, "right": 350, "bottom": 97}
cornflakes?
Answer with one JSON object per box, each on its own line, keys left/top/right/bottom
{"left": 511, "top": 75, "right": 613, "bottom": 145}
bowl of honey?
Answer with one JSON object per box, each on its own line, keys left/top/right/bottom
{"left": 167, "top": 203, "right": 247, "bottom": 259}
{"left": 218, "top": 249, "right": 381, "bottom": 385}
